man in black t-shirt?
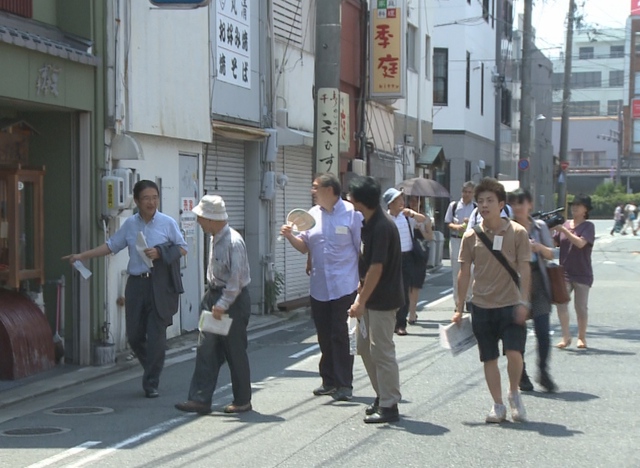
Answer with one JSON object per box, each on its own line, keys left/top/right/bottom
{"left": 347, "top": 176, "right": 403, "bottom": 424}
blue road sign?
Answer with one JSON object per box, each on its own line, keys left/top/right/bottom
{"left": 518, "top": 159, "right": 530, "bottom": 171}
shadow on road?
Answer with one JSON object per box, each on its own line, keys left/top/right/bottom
{"left": 524, "top": 390, "right": 599, "bottom": 403}
{"left": 463, "top": 420, "right": 583, "bottom": 437}
{"left": 561, "top": 347, "right": 636, "bottom": 356}
{"left": 384, "top": 417, "right": 450, "bottom": 436}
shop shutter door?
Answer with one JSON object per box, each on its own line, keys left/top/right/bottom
{"left": 275, "top": 146, "right": 313, "bottom": 301}
{"left": 204, "top": 137, "right": 245, "bottom": 232}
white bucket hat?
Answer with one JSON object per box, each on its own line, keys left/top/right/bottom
{"left": 192, "top": 195, "right": 228, "bottom": 221}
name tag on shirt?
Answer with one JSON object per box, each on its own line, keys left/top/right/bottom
{"left": 493, "top": 235, "right": 503, "bottom": 251}
{"left": 336, "top": 226, "right": 348, "bottom": 235}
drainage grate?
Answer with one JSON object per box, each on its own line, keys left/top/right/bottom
{"left": 1, "top": 427, "right": 70, "bottom": 437}
{"left": 45, "top": 406, "right": 114, "bottom": 416}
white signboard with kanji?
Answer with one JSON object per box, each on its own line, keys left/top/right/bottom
{"left": 316, "top": 87, "right": 340, "bottom": 174}
{"left": 216, "top": 0, "right": 251, "bottom": 89}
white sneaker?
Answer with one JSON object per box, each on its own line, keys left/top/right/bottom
{"left": 508, "top": 391, "right": 528, "bottom": 422}
{"left": 485, "top": 403, "right": 507, "bottom": 423}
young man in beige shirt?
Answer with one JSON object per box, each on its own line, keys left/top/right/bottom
{"left": 452, "top": 178, "right": 531, "bottom": 423}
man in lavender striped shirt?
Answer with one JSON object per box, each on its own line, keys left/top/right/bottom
{"left": 281, "top": 173, "right": 362, "bottom": 402}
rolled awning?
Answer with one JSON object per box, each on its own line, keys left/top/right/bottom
{"left": 211, "top": 120, "right": 269, "bottom": 141}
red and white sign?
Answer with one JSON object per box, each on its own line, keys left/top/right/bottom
{"left": 632, "top": 0, "right": 640, "bottom": 16}
{"left": 633, "top": 99, "right": 640, "bottom": 119}
{"left": 560, "top": 161, "right": 570, "bottom": 171}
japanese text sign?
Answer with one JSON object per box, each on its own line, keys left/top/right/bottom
{"left": 316, "top": 87, "right": 340, "bottom": 174}
{"left": 216, "top": 0, "right": 251, "bottom": 89}
{"left": 339, "top": 92, "right": 351, "bottom": 154}
{"left": 370, "top": 0, "right": 405, "bottom": 99}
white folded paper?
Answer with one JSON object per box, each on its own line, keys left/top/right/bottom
{"left": 72, "top": 260, "right": 93, "bottom": 280}
{"left": 199, "top": 310, "right": 233, "bottom": 336}
{"left": 136, "top": 232, "right": 154, "bottom": 269}
{"left": 439, "top": 314, "right": 477, "bottom": 356}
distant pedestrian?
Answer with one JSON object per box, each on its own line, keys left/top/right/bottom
{"left": 610, "top": 203, "right": 624, "bottom": 235}
{"left": 553, "top": 195, "right": 595, "bottom": 350}
{"left": 347, "top": 176, "right": 403, "bottom": 424}
{"left": 382, "top": 187, "right": 427, "bottom": 335}
{"left": 444, "top": 182, "right": 476, "bottom": 312}
{"left": 407, "top": 195, "right": 433, "bottom": 324}
{"left": 63, "top": 180, "right": 187, "bottom": 399}
{"left": 620, "top": 204, "right": 637, "bottom": 235}
{"left": 281, "top": 173, "right": 362, "bottom": 402}
{"left": 175, "top": 195, "right": 252, "bottom": 415}
{"left": 510, "top": 188, "right": 557, "bottom": 393}
{"left": 452, "top": 177, "right": 531, "bottom": 423}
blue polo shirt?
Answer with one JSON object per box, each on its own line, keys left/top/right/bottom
{"left": 107, "top": 211, "right": 187, "bottom": 275}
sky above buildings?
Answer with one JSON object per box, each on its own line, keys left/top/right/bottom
{"left": 531, "top": 0, "right": 631, "bottom": 57}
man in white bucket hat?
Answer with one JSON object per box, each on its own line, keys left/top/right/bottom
{"left": 175, "top": 194, "right": 253, "bottom": 415}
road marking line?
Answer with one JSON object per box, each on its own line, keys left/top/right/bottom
{"left": 26, "top": 441, "right": 101, "bottom": 468}
{"left": 289, "top": 344, "right": 320, "bottom": 359}
{"left": 439, "top": 287, "right": 453, "bottom": 295}
{"left": 63, "top": 417, "right": 184, "bottom": 468}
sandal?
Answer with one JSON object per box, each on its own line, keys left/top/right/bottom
{"left": 556, "top": 339, "right": 572, "bottom": 349}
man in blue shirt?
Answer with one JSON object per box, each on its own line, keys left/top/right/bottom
{"left": 281, "top": 173, "right": 362, "bottom": 402}
{"left": 65, "top": 180, "right": 187, "bottom": 398}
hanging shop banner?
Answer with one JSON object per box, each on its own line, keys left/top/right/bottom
{"left": 316, "top": 87, "right": 340, "bottom": 174}
{"left": 339, "top": 91, "right": 351, "bottom": 154}
{"left": 216, "top": 0, "right": 251, "bottom": 88}
{"left": 632, "top": 0, "right": 640, "bottom": 16}
{"left": 370, "top": 0, "right": 406, "bottom": 99}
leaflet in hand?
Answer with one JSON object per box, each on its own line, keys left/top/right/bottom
{"left": 439, "top": 314, "right": 477, "bottom": 356}
{"left": 199, "top": 310, "right": 233, "bottom": 336}
{"left": 136, "top": 232, "right": 154, "bottom": 269}
{"left": 72, "top": 260, "right": 92, "bottom": 280}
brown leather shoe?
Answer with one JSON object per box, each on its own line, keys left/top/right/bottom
{"left": 175, "top": 400, "right": 212, "bottom": 415}
{"left": 223, "top": 402, "right": 252, "bottom": 413}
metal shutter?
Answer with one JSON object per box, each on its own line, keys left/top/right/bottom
{"left": 275, "top": 146, "right": 313, "bottom": 301}
{"left": 204, "top": 137, "right": 245, "bottom": 232}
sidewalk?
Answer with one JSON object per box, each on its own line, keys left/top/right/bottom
{"left": 0, "top": 308, "right": 307, "bottom": 410}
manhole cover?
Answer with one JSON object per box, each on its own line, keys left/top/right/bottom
{"left": 45, "top": 406, "right": 113, "bottom": 416}
{"left": 1, "top": 427, "right": 70, "bottom": 437}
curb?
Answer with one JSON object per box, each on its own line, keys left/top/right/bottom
{"left": 0, "top": 308, "right": 308, "bottom": 410}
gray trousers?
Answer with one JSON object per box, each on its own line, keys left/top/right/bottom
{"left": 188, "top": 287, "right": 251, "bottom": 406}
{"left": 357, "top": 308, "right": 401, "bottom": 408}
{"left": 125, "top": 276, "right": 167, "bottom": 392}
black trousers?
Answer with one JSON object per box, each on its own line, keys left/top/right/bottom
{"left": 310, "top": 291, "right": 357, "bottom": 389}
{"left": 395, "top": 252, "right": 413, "bottom": 329}
{"left": 188, "top": 287, "right": 251, "bottom": 406}
{"left": 125, "top": 276, "right": 167, "bottom": 392}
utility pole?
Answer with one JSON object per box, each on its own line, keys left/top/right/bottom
{"left": 493, "top": 0, "right": 503, "bottom": 178}
{"left": 518, "top": 0, "right": 533, "bottom": 189}
{"left": 557, "top": 0, "right": 576, "bottom": 210}
{"left": 313, "top": 0, "right": 342, "bottom": 175}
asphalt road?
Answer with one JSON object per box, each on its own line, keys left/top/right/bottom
{"left": 0, "top": 219, "right": 638, "bottom": 468}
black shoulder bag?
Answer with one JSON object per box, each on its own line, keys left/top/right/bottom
{"left": 406, "top": 217, "right": 429, "bottom": 263}
{"left": 472, "top": 225, "right": 519, "bottom": 288}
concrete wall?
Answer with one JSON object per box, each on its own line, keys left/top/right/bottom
{"left": 431, "top": 0, "right": 496, "bottom": 140}
{"left": 123, "top": 1, "right": 210, "bottom": 143}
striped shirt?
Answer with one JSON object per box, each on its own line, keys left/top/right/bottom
{"left": 207, "top": 224, "right": 251, "bottom": 311}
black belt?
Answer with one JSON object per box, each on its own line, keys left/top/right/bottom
{"left": 208, "top": 284, "right": 225, "bottom": 291}
{"left": 131, "top": 272, "right": 152, "bottom": 278}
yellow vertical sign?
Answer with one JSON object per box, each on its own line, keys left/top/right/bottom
{"left": 370, "top": 0, "right": 405, "bottom": 99}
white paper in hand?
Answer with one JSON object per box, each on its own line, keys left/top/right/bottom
{"left": 439, "top": 314, "right": 477, "bottom": 356}
{"left": 72, "top": 260, "right": 93, "bottom": 280}
{"left": 199, "top": 310, "right": 233, "bottom": 336}
{"left": 136, "top": 232, "right": 154, "bottom": 269}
